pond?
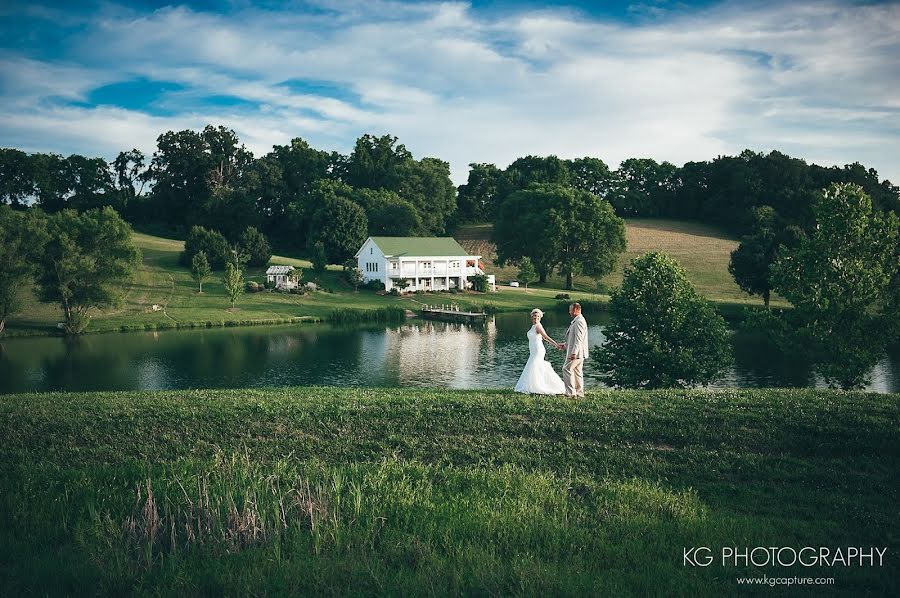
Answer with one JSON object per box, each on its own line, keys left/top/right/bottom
{"left": 1, "top": 311, "right": 897, "bottom": 394}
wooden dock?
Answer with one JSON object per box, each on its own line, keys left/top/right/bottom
{"left": 421, "top": 305, "right": 487, "bottom": 323}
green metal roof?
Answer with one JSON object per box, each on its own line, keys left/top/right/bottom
{"left": 369, "top": 237, "right": 473, "bottom": 257}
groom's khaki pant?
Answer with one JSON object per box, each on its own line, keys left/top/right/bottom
{"left": 563, "top": 358, "right": 584, "bottom": 397}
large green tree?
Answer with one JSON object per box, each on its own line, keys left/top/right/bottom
{"left": 548, "top": 186, "right": 627, "bottom": 289}
{"left": 0, "top": 207, "right": 48, "bottom": 334}
{"left": 770, "top": 183, "right": 900, "bottom": 389}
{"left": 308, "top": 189, "right": 368, "bottom": 265}
{"left": 456, "top": 163, "right": 504, "bottom": 223}
{"left": 494, "top": 184, "right": 626, "bottom": 288}
{"left": 596, "top": 252, "right": 732, "bottom": 388}
{"left": 493, "top": 186, "right": 560, "bottom": 283}
{"left": 355, "top": 188, "right": 422, "bottom": 236}
{"left": 728, "top": 206, "right": 805, "bottom": 307}
{"left": 34, "top": 207, "right": 140, "bottom": 334}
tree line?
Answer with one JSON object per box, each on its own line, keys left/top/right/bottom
{"left": 457, "top": 151, "right": 899, "bottom": 235}
{"left": 0, "top": 127, "right": 455, "bottom": 265}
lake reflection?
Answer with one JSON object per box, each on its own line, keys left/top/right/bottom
{"left": 1, "top": 311, "right": 897, "bottom": 393}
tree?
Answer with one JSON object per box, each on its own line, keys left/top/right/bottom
{"left": 770, "top": 183, "right": 900, "bottom": 389}
{"left": 346, "top": 133, "right": 412, "bottom": 191}
{"left": 0, "top": 207, "right": 47, "bottom": 334}
{"left": 493, "top": 186, "right": 562, "bottom": 283}
{"left": 191, "top": 251, "right": 211, "bottom": 293}
{"left": 567, "top": 157, "right": 615, "bottom": 199}
{"left": 549, "top": 185, "right": 627, "bottom": 289}
{"left": 494, "top": 184, "right": 626, "bottom": 288}
{"left": 237, "top": 226, "right": 272, "bottom": 267}
{"left": 517, "top": 257, "right": 537, "bottom": 288}
{"left": 456, "top": 163, "right": 503, "bottom": 223}
{"left": 181, "top": 226, "right": 231, "bottom": 270}
{"left": 728, "top": 206, "right": 805, "bottom": 307}
{"left": 397, "top": 157, "right": 457, "bottom": 234}
{"left": 355, "top": 188, "right": 422, "bottom": 236}
{"left": 222, "top": 262, "right": 244, "bottom": 309}
{"left": 0, "top": 148, "right": 35, "bottom": 206}
{"left": 310, "top": 240, "right": 327, "bottom": 273}
{"left": 596, "top": 252, "right": 732, "bottom": 388}
{"left": 343, "top": 260, "right": 363, "bottom": 292}
{"left": 308, "top": 192, "right": 368, "bottom": 265}
{"left": 34, "top": 207, "right": 141, "bottom": 334}
{"left": 612, "top": 158, "right": 678, "bottom": 217}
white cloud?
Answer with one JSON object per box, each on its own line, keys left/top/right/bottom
{"left": 0, "top": 0, "right": 898, "bottom": 185}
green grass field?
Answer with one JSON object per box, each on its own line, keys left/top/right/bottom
{"left": 1, "top": 387, "right": 896, "bottom": 595}
{"left": 7, "top": 218, "right": 771, "bottom": 336}
{"left": 455, "top": 219, "right": 783, "bottom": 305}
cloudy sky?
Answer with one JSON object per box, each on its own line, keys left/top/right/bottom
{"left": 1, "top": 0, "right": 898, "bottom": 185}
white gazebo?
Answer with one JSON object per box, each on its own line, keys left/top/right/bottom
{"left": 355, "top": 237, "right": 495, "bottom": 293}
{"left": 266, "top": 265, "right": 296, "bottom": 289}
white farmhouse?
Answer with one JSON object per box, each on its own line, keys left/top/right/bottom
{"left": 265, "top": 265, "right": 296, "bottom": 289}
{"left": 355, "top": 237, "right": 495, "bottom": 293}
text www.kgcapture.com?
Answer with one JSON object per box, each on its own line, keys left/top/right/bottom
{"left": 736, "top": 575, "right": 835, "bottom": 587}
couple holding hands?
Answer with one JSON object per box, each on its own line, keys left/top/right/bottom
{"left": 514, "top": 303, "right": 588, "bottom": 397}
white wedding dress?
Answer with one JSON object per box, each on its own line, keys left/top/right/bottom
{"left": 514, "top": 325, "right": 566, "bottom": 394}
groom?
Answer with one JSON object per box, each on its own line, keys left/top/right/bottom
{"left": 557, "top": 303, "right": 588, "bottom": 397}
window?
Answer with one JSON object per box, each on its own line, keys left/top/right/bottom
{"left": 450, "top": 261, "right": 460, "bottom": 269}
{"left": 370, "top": 248, "right": 373, "bottom": 255}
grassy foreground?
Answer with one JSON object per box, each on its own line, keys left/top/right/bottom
{"left": 1, "top": 387, "right": 897, "bottom": 595}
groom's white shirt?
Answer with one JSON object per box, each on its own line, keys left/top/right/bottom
{"left": 565, "top": 314, "right": 589, "bottom": 359}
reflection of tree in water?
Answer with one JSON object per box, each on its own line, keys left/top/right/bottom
{"left": 727, "top": 332, "right": 815, "bottom": 389}
{"left": 2, "top": 316, "right": 898, "bottom": 393}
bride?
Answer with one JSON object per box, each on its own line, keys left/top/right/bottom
{"left": 514, "top": 308, "right": 566, "bottom": 395}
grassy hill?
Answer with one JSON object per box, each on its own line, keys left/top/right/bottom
{"left": 6, "top": 218, "right": 771, "bottom": 335}
{"left": 455, "top": 218, "right": 781, "bottom": 305}
{"left": 6, "top": 232, "right": 600, "bottom": 335}
{"left": 1, "top": 387, "right": 896, "bottom": 595}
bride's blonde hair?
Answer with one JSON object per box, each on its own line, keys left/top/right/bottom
{"left": 530, "top": 308, "right": 544, "bottom": 318}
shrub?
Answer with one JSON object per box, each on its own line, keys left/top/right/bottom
{"left": 555, "top": 293, "right": 570, "bottom": 300}
{"left": 363, "top": 280, "right": 385, "bottom": 291}
{"left": 246, "top": 281, "right": 260, "bottom": 292}
{"left": 596, "top": 252, "right": 731, "bottom": 389}
{"left": 181, "top": 226, "right": 231, "bottom": 270}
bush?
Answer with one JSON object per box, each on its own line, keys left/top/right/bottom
{"left": 555, "top": 293, "right": 570, "bottom": 300}
{"left": 328, "top": 307, "right": 407, "bottom": 324}
{"left": 363, "top": 280, "right": 385, "bottom": 291}
{"left": 246, "top": 281, "right": 260, "bottom": 292}
{"left": 181, "top": 226, "right": 231, "bottom": 270}
{"left": 388, "top": 288, "right": 400, "bottom": 296}
{"left": 596, "top": 252, "right": 732, "bottom": 389}
{"left": 469, "top": 273, "right": 489, "bottom": 292}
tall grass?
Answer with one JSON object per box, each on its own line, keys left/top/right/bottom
{"left": 328, "top": 306, "right": 407, "bottom": 324}
{"left": 1, "top": 387, "right": 897, "bottom": 595}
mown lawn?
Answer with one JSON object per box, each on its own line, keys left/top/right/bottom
{"left": 6, "top": 233, "right": 601, "bottom": 336}
{"left": 0, "top": 387, "right": 896, "bottom": 595}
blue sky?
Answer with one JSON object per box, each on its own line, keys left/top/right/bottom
{"left": 1, "top": 0, "right": 898, "bottom": 185}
